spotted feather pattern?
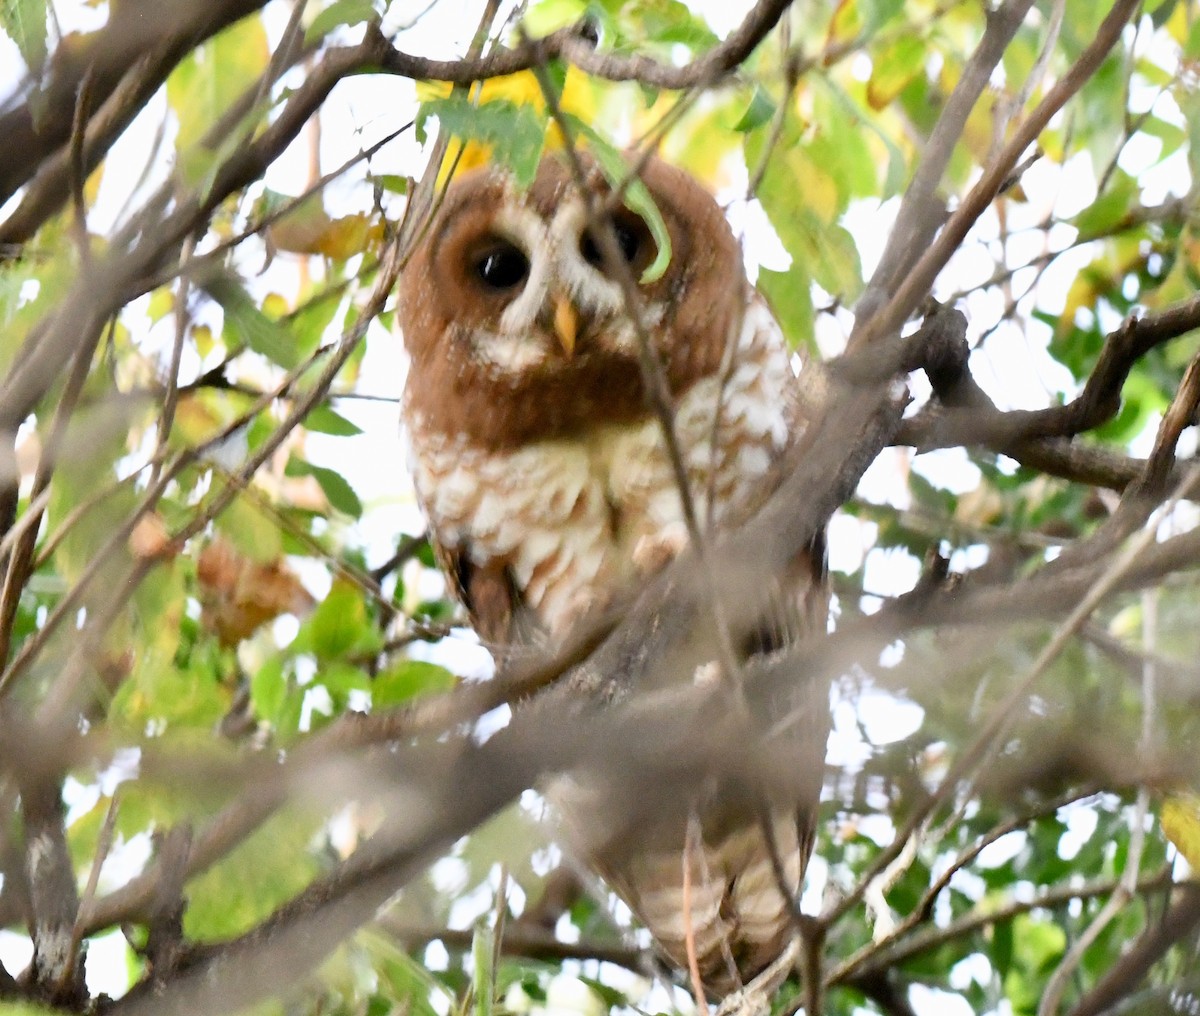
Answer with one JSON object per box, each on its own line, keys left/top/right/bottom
{"left": 407, "top": 295, "right": 793, "bottom": 639}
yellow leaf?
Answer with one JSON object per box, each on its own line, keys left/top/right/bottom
{"left": 267, "top": 198, "right": 382, "bottom": 259}
{"left": 192, "top": 323, "right": 214, "bottom": 358}
{"left": 147, "top": 288, "right": 174, "bottom": 323}
{"left": 262, "top": 292, "right": 289, "bottom": 319}
{"left": 1056, "top": 269, "right": 1105, "bottom": 338}
{"left": 1162, "top": 793, "right": 1200, "bottom": 869}
{"left": 166, "top": 14, "right": 270, "bottom": 155}
{"left": 827, "top": 0, "right": 862, "bottom": 48}
{"left": 314, "top": 214, "right": 381, "bottom": 259}
{"left": 1165, "top": 1, "right": 1189, "bottom": 47}
{"left": 792, "top": 148, "right": 840, "bottom": 223}
{"left": 174, "top": 392, "right": 224, "bottom": 445}
{"left": 85, "top": 163, "right": 104, "bottom": 205}
{"left": 954, "top": 483, "right": 1003, "bottom": 527}
{"left": 867, "top": 36, "right": 925, "bottom": 110}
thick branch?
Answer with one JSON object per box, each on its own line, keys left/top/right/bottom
{"left": 898, "top": 292, "right": 1200, "bottom": 453}
{"left": 0, "top": 0, "right": 269, "bottom": 207}
{"left": 378, "top": 0, "right": 792, "bottom": 89}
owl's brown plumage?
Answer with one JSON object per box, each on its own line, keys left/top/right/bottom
{"left": 398, "top": 155, "right": 828, "bottom": 996}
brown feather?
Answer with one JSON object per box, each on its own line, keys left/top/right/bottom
{"left": 400, "top": 158, "right": 741, "bottom": 450}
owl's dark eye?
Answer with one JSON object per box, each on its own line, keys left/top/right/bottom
{"left": 475, "top": 243, "right": 529, "bottom": 290}
{"left": 581, "top": 219, "right": 642, "bottom": 268}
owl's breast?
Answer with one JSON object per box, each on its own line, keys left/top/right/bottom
{"left": 405, "top": 296, "right": 797, "bottom": 639}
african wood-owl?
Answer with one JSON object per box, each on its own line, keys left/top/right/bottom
{"left": 398, "top": 154, "right": 828, "bottom": 996}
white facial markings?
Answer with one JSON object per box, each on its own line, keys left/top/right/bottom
{"left": 494, "top": 203, "right": 551, "bottom": 336}
{"left": 546, "top": 198, "right": 673, "bottom": 356}
{"left": 548, "top": 198, "right": 625, "bottom": 320}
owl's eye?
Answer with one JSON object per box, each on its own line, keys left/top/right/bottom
{"left": 580, "top": 219, "right": 642, "bottom": 269}
{"left": 475, "top": 243, "right": 529, "bottom": 290}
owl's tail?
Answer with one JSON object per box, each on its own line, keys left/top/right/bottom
{"left": 620, "top": 808, "right": 812, "bottom": 997}
{"left": 549, "top": 759, "right": 819, "bottom": 1000}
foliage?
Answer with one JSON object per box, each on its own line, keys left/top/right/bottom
{"left": 0, "top": 1, "right": 1197, "bottom": 1016}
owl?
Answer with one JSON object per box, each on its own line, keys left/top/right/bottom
{"left": 398, "top": 155, "right": 828, "bottom": 997}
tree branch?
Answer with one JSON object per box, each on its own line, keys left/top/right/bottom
{"left": 0, "top": 0, "right": 270, "bottom": 209}
{"left": 377, "top": 0, "right": 793, "bottom": 90}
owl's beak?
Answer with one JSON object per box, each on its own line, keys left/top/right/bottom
{"left": 553, "top": 296, "right": 578, "bottom": 358}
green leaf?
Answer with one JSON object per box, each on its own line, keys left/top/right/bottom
{"left": 373, "top": 660, "right": 457, "bottom": 708}
{"left": 286, "top": 458, "right": 363, "bottom": 517}
{"left": 1073, "top": 170, "right": 1137, "bottom": 238}
{"left": 360, "top": 930, "right": 450, "bottom": 1016}
{"left": 184, "top": 807, "right": 321, "bottom": 941}
{"left": 305, "top": 0, "right": 378, "bottom": 42}
{"left": 166, "top": 14, "right": 269, "bottom": 156}
{"left": 521, "top": 0, "right": 588, "bottom": 38}
{"left": 1093, "top": 370, "right": 1168, "bottom": 443}
{"left": 203, "top": 273, "right": 302, "bottom": 369}
{"left": 565, "top": 120, "right": 673, "bottom": 283}
{"left": 1149, "top": 0, "right": 1179, "bottom": 28}
{"left": 867, "top": 35, "right": 926, "bottom": 110}
{"left": 809, "top": 222, "right": 863, "bottom": 299}
{"left": 304, "top": 580, "right": 382, "bottom": 661}
{"left": 1137, "top": 115, "right": 1186, "bottom": 160}
{"left": 732, "top": 86, "right": 776, "bottom": 133}
{"left": 422, "top": 97, "right": 547, "bottom": 188}
{"left": 817, "top": 77, "right": 907, "bottom": 197}
{"left": 472, "top": 921, "right": 495, "bottom": 1016}
{"left": 251, "top": 655, "right": 287, "bottom": 724}
{"left": 0, "top": 1001, "right": 66, "bottom": 1015}
{"left": 372, "top": 173, "right": 409, "bottom": 194}
{"left": 992, "top": 916, "right": 1014, "bottom": 979}
{"left": 216, "top": 495, "right": 284, "bottom": 562}
{"left": 0, "top": 0, "right": 47, "bottom": 71}
{"left": 1186, "top": 14, "right": 1200, "bottom": 59}
{"left": 1003, "top": 914, "right": 1066, "bottom": 1011}
{"left": 319, "top": 660, "right": 371, "bottom": 712}
{"left": 758, "top": 265, "right": 815, "bottom": 352}
{"left": 288, "top": 285, "right": 345, "bottom": 358}
{"left": 305, "top": 404, "right": 363, "bottom": 437}
{"left": 114, "top": 644, "right": 230, "bottom": 732}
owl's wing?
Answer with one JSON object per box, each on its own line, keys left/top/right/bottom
{"left": 433, "top": 536, "right": 541, "bottom": 650}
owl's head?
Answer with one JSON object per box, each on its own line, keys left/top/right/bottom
{"left": 399, "top": 155, "right": 744, "bottom": 445}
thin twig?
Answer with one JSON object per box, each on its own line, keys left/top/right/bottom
{"left": 854, "top": 0, "right": 1140, "bottom": 348}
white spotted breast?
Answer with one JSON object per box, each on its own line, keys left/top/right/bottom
{"left": 404, "top": 293, "right": 798, "bottom": 639}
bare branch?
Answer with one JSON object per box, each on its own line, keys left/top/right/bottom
{"left": 853, "top": 0, "right": 1037, "bottom": 336}
{"left": 0, "top": 0, "right": 271, "bottom": 209}
{"left": 1067, "top": 886, "right": 1200, "bottom": 1016}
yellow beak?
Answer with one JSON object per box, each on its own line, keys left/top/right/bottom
{"left": 553, "top": 295, "right": 578, "bottom": 358}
